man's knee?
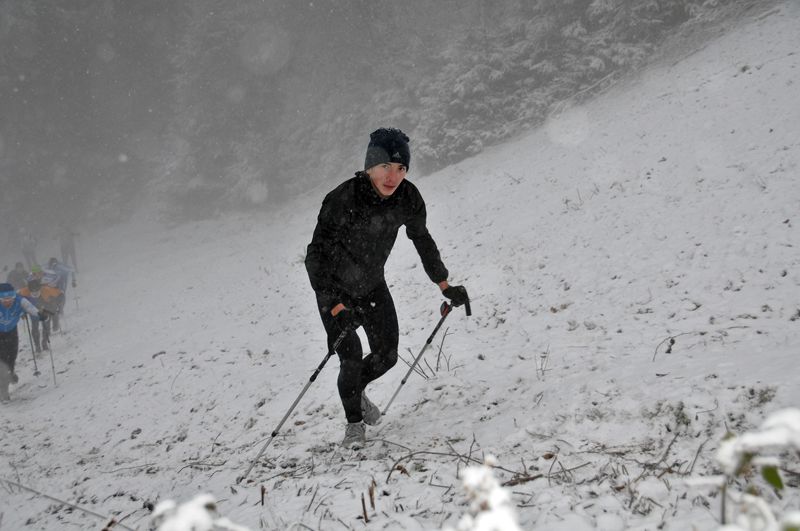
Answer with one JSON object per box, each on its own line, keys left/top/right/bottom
{"left": 383, "top": 349, "right": 398, "bottom": 369}
{"left": 339, "top": 358, "right": 361, "bottom": 382}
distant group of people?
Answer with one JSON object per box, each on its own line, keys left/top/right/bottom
{"left": 0, "top": 282, "right": 43, "bottom": 401}
{"left": 1, "top": 227, "right": 80, "bottom": 402}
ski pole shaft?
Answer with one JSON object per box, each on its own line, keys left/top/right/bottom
{"left": 238, "top": 330, "right": 347, "bottom": 484}
{"left": 23, "top": 316, "right": 40, "bottom": 375}
{"left": 382, "top": 302, "right": 452, "bottom": 416}
{"left": 47, "top": 340, "right": 57, "bottom": 387}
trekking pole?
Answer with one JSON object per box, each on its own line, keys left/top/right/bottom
{"left": 42, "top": 311, "right": 57, "bottom": 386}
{"left": 47, "top": 341, "right": 57, "bottom": 387}
{"left": 237, "top": 329, "right": 348, "bottom": 484}
{"left": 382, "top": 299, "right": 469, "bottom": 416}
{"left": 23, "top": 316, "right": 41, "bottom": 377}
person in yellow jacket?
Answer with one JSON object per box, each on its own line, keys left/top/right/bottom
{"left": 18, "top": 279, "right": 63, "bottom": 352}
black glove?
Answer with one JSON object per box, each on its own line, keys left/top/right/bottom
{"left": 442, "top": 285, "right": 470, "bottom": 307}
{"left": 333, "top": 307, "right": 362, "bottom": 332}
{"left": 38, "top": 311, "right": 49, "bottom": 322}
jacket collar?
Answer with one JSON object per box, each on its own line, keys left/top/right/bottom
{"left": 355, "top": 171, "right": 403, "bottom": 205}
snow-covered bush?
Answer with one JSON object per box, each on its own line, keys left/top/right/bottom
{"left": 444, "top": 455, "right": 522, "bottom": 531}
{"left": 150, "top": 494, "right": 250, "bottom": 531}
{"left": 696, "top": 408, "right": 800, "bottom": 531}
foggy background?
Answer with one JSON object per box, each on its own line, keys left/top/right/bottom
{"left": 0, "top": 0, "right": 766, "bottom": 258}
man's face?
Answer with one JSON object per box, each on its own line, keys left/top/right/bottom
{"left": 0, "top": 295, "right": 14, "bottom": 309}
{"left": 367, "top": 162, "right": 407, "bottom": 198}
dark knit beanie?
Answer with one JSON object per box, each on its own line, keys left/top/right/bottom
{"left": 364, "top": 128, "right": 410, "bottom": 171}
{"left": 0, "top": 282, "right": 14, "bottom": 294}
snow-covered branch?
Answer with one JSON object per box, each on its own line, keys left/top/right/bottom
{"left": 444, "top": 455, "right": 522, "bottom": 531}
{"left": 151, "top": 494, "right": 250, "bottom": 531}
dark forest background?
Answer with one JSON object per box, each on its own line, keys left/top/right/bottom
{"left": 0, "top": 0, "right": 769, "bottom": 248}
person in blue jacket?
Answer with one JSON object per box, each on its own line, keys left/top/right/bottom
{"left": 44, "top": 257, "right": 77, "bottom": 295}
{"left": 0, "top": 282, "right": 47, "bottom": 401}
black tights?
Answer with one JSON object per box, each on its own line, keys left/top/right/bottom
{"left": 0, "top": 329, "right": 19, "bottom": 374}
{"left": 317, "top": 282, "right": 399, "bottom": 423}
{"left": 30, "top": 317, "right": 51, "bottom": 350}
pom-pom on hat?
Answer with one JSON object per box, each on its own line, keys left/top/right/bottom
{"left": 364, "top": 128, "right": 410, "bottom": 171}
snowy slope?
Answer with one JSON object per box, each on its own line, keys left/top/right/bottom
{"left": 2, "top": 3, "right": 799, "bottom": 530}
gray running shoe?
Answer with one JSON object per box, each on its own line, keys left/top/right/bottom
{"left": 341, "top": 422, "right": 366, "bottom": 448}
{"left": 361, "top": 391, "right": 382, "bottom": 426}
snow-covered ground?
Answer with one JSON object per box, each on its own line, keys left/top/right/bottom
{"left": 2, "top": 3, "right": 799, "bottom": 529}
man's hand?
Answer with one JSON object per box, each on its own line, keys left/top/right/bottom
{"left": 38, "top": 310, "right": 49, "bottom": 322}
{"left": 442, "top": 285, "right": 470, "bottom": 307}
{"left": 333, "top": 307, "right": 362, "bottom": 332}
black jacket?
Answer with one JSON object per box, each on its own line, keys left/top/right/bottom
{"left": 305, "top": 172, "right": 448, "bottom": 310}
